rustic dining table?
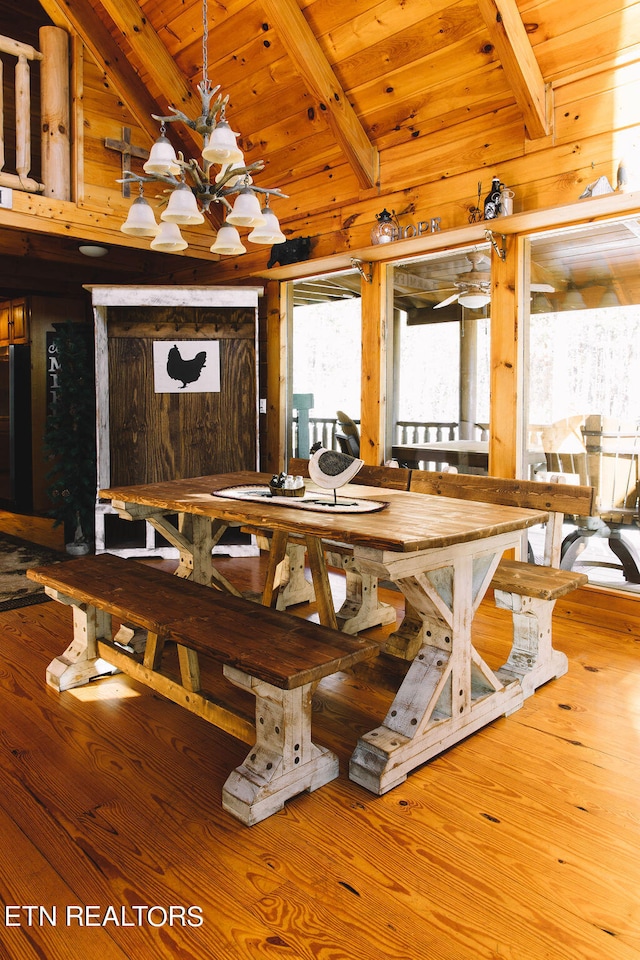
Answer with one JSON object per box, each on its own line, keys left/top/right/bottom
{"left": 100, "top": 471, "right": 548, "bottom": 795}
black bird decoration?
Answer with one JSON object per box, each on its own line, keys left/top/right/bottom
{"left": 166, "top": 344, "right": 207, "bottom": 389}
{"left": 308, "top": 447, "right": 364, "bottom": 502}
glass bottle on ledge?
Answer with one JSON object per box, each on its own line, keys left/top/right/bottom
{"left": 483, "top": 178, "right": 502, "bottom": 220}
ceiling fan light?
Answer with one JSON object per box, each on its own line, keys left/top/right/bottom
{"left": 210, "top": 222, "right": 246, "bottom": 256}
{"left": 600, "top": 286, "right": 619, "bottom": 308}
{"left": 143, "top": 134, "right": 181, "bottom": 176}
{"left": 150, "top": 220, "right": 188, "bottom": 252}
{"left": 458, "top": 292, "right": 490, "bottom": 309}
{"left": 226, "top": 188, "right": 266, "bottom": 227}
{"left": 120, "top": 195, "right": 159, "bottom": 237}
{"left": 202, "top": 121, "right": 244, "bottom": 164}
{"left": 564, "top": 285, "right": 586, "bottom": 310}
{"left": 161, "top": 184, "right": 205, "bottom": 224}
{"left": 248, "top": 206, "right": 285, "bottom": 244}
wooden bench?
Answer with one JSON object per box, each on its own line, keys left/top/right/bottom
{"left": 402, "top": 471, "right": 595, "bottom": 695}
{"left": 246, "top": 460, "right": 410, "bottom": 633}
{"left": 27, "top": 553, "right": 379, "bottom": 826}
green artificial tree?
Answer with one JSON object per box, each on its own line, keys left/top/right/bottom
{"left": 43, "top": 322, "right": 96, "bottom": 549}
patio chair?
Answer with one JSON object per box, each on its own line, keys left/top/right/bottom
{"left": 335, "top": 410, "right": 360, "bottom": 456}
{"left": 542, "top": 415, "right": 640, "bottom": 582}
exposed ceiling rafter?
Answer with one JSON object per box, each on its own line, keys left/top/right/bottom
{"left": 261, "top": 0, "right": 379, "bottom": 190}
{"left": 476, "top": 0, "right": 551, "bottom": 140}
{"left": 39, "top": 0, "right": 203, "bottom": 162}
{"left": 95, "top": 0, "right": 201, "bottom": 155}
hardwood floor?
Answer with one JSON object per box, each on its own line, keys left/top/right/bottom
{"left": 0, "top": 538, "right": 639, "bottom": 958}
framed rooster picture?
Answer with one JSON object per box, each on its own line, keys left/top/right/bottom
{"left": 152, "top": 340, "right": 221, "bottom": 393}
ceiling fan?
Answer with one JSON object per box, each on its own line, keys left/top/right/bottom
{"left": 432, "top": 251, "right": 556, "bottom": 309}
{"left": 433, "top": 251, "right": 492, "bottom": 309}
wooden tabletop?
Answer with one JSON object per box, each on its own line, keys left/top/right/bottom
{"left": 100, "top": 472, "right": 548, "bottom": 554}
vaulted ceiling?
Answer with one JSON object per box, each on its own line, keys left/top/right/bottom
{"left": 1, "top": 0, "right": 639, "bottom": 303}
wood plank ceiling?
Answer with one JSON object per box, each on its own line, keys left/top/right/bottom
{"left": 2, "top": 0, "right": 640, "bottom": 302}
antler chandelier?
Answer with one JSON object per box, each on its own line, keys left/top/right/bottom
{"left": 118, "top": 0, "right": 287, "bottom": 256}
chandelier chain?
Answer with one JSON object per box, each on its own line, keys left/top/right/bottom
{"left": 202, "top": 0, "right": 209, "bottom": 88}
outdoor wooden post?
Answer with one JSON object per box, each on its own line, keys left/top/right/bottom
{"left": 360, "top": 261, "right": 389, "bottom": 465}
{"left": 265, "top": 279, "right": 288, "bottom": 473}
{"left": 40, "top": 25, "right": 71, "bottom": 201}
{"left": 489, "top": 232, "right": 521, "bottom": 478}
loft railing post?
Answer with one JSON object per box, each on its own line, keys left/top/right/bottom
{"left": 15, "top": 53, "right": 30, "bottom": 181}
{"left": 40, "top": 25, "right": 70, "bottom": 200}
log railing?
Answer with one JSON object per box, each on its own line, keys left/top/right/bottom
{"left": 0, "top": 26, "right": 70, "bottom": 199}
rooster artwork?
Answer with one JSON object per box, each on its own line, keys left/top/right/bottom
{"left": 166, "top": 343, "right": 207, "bottom": 389}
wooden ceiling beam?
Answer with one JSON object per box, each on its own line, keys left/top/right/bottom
{"left": 476, "top": 0, "right": 550, "bottom": 140}
{"left": 94, "top": 0, "right": 199, "bottom": 137}
{"left": 261, "top": 0, "right": 379, "bottom": 190}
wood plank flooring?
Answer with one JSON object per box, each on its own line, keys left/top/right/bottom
{"left": 0, "top": 523, "right": 639, "bottom": 959}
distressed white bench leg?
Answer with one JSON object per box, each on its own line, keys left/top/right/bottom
{"left": 221, "top": 665, "right": 339, "bottom": 826}
{"left": 327, "top": 552, "right": 396, "bottom": 634}
{"left": 494, "top": 591, "right": 568, "bottom": 698}
{"left": 44, "top": 591, "right": 118, "bottom": 691}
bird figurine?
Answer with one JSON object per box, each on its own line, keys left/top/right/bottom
{"left": 308, "top": 447, "right": 364, "bottom": 502}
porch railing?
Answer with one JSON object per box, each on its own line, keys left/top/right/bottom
{"left": 292, "top": 416, "right": 489, "bottom": 456}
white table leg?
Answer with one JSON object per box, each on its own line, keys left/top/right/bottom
{"left": 349, "top": 536, "right": 525, "bottom": 794}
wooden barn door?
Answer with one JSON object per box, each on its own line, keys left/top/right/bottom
{"left": 90, "top": 286, "right": 261, "bottom": 556}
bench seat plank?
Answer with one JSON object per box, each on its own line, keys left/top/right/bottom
{"left": 491, "top": 559, "right": 588, "bottom": 600}
{"left": 27, "top": 554, "right": 378, "bottom": 690}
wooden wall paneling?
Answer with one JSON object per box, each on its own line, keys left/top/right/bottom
{"left": 106, "top": 306, "right": 257, "bottom": 487}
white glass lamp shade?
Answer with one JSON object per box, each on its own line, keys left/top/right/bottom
{"left": 150, "top": 220, "right": 188, "bottom": 252}
{"left": 458, "top": 292, "right": 490, "bottom": 309}
{"left": 143, "top": 134, "right": 181, "bottom": 176}
{"left": 161, "top": 184, "right": 205, "bottom": 225}
{"left": 247, "top": 206, "right": 286, "bottom": 244}
{"left": 226, "top": 188, "right": 265, "bottom": 227}
{"left": 202, "top": 121, "right": 244, "bottom": 164}
{"left": 210, "top": 222, "right": 246, "bottom": 256}
{"left": 120, "top": 196, "right": 159, "bottom": 237}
